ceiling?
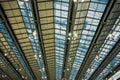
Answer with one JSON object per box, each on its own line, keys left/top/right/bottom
{"left": 0, "top": 0, "right": 120, "bottom": 80}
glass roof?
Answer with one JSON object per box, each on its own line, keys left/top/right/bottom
{"left": 96, "top": 52, "right": 120, "bottom": 80}
{"left": 69, "top": 0, "right": 109, "bottom": 80}
{"left": 0, "top": 0, "right": 120, "bottom": 80}
{"left": 18, "top": 0, "right": 47, "bottom": 79}
{"left": 84, "top": 16, "right": 120, "bottom": 80}
{"left": 0, "top": 19, "right": 32, "bottom": 79}
{"left": 54, "top": 0, "right": 69, "bottom": 80}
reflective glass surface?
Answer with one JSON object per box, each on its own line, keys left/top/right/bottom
{"left": 69, "top": 0, "right": 109, "bottom": 80}
{"left": 0, "top": 19, "right": 33, "bottom": 80}
{"left": 54, "top": 0, "right": 69, "bottom": 80}
{"left": 18, "top": 0, "right": 47, "bottom": 79}
{"left": 84, "top": 16, "right": 120, "bottom": 80}
{"left": 96, "top": 52, "right": 120, "bottom": 80}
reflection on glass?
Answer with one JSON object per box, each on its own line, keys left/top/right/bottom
{"left": 54, "top": 0, "right": 69, "bottom": 80}
{"left": 0, "top": 19, "right": 33, "bottom": 80}
{"left": 69, "top": 1, "right": 109, "bottom": 80}
{"left": 96, "top": 52, "right": 120, "bottom": 80}
{"left": 18, "top": 0, "right": 47, "bottom": 79}
{"left": 84, "top": 17, "right": 120, "bottom": 80}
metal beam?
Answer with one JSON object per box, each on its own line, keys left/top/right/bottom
{"left": 89, "top": 39, "right": 120, "bottom": 80}
{"left": 0, "top": 49, "right": 22, "bottom": 80}
{"left": 0, "top": 5, "right": 36, "bottom": 80}
{"left": 61, "top": 0, "right": 75, "bottom": 79}
{"left": 75, "top": 0, "right": 119, "bottom": 79}
{"left": 30, "top": 0, "right": 50, "bottom": 80}
{"left": 103, "top": 63, "right": 120, "bottom": 80}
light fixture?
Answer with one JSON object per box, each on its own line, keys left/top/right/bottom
{"left": 68, "top": 32, "right": 72, "bottom": 37}
{"left": 34, "top": 55, "right": 37, "bottom": 59}
{"left": 45, "top": 76, "right": 47, "bottom": 78}
{"left": 19, "top": 68, "right": 22, "bottom": 71}
{"left": 42, "top": 68, "right": 45, "bottom": 71}
{"left": 33, "top": 30, "right": 37, "bottom": 36}
{"left": 95, "top": 55, "right": 99, "bottom": 61}
{"left": 87, "top": 68, "right": 91, "bottom": 72}
{"left": 4, "top": 53, "right": 8, "bottom": 56}
{"left": 74, "top": 32, "right": 78, "bottom": 37}
{"left": 81, "top": 0, "right": 85, "bottom": 2}
{"left": 108, "top": 34, "right": 114, "bottom": 40}
{"left": 34, "top": 36, "right": 37, "bottom": 39}
{"left": 73, "top": 0, "right": 77, "bottom": 2}
{"left": 68, "top": 37, "right": 70, "bottom": 40}
{"left": 22, "top": 75, "right": 24, "bottom": 78}
{"left": 67, "top": 68, "right": 69, "bottom": 71}
{"left": 39, "top": 55, "right": 41, "bottom": 58}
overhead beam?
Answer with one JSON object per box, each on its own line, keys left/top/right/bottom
{"left": 75, "top": 0, "right": 120, "bottom": 79}
{"left": 61, "top": 0, "right": 74, "bottom": 79}
{"left": 0, "top": 49, "right": 22, "bottom": 80}
{"left": 89, "top": 38, "right": 120, "bottom": 80}
{"left": 30, "top": 0, "right": 50, "bottom": 80}
{"left": 103, "top": 63, "right": 120, "bottom": 80}
{"left": 0, "top": 5, "right": 36, "bottom": 80}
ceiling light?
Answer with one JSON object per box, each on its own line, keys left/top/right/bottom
{"left": 67, "top": 68, "right": 69, "bottom": 71}
{"left": 74, "top": 32, "right": 77, "bottom": 37}
{"left": 19, "top": 68, "right": 22, "bottom": 71}
{"left": 45, "top": 76, "right": 47, "bottom": 78}
{"left": 4, "top": 53, "right": 8, "bottom": 56}
{"left": 95, "top": 55, "right": 99, "bottom": 61}
{"left": 68, "top": 32, "right": 72, "bottom": 37}
{"left": 81, "top": 0, "right": 85, "bottom": 2}
{"left": 33, "top": 30, "right": 37, "bottom": 36}
{"left": 34, "top": 36, "right": 37, "bottom": 39}
{"left": 87, "top": 68, "right": 91, "bottom": 72}
{"left": 39, "top": 55, "right": 41, "bottom": 58}
{"left": 108, "top": 34, "right": 114, "bottom": 40}
{"left": 24, "top": 0, "right": 28, "bottom": 1}
{"left": 34, "top": 55, "right": 37, "bottom": 59}
{"left": 22, "top": 75, "right": 24, "bottom": 78}
{"left": 42, "top": 68, "right": 45, "bottom": 71}
{"left": 73, "top": 0, "right": 77, "bottom": 2}
{"left": 4, "top": 75, "right": 7, "bottom": 77}
{"left": 68, "top": 37, "right": 70, "bottom": 40}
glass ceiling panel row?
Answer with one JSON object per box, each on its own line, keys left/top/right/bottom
{"left": 37, "top": 0, "right": 54, "bottom": 80}
{"left": 0, "top": 19, "right": 32, "bottom": 80}
{"left": 18, "top": 0, "right": 47, "bottom": 80}
{"left": 0, "top": 59, "right": 16, "bottom": 79}
{"left": 96, "top": 52, "right": 120, "bottom": 80}
{"left": 69, "top": 0, "right": 109, "bottom": 80}
{"left": 84, "top": 16, "right": 120, "bottom": 80}
{"left": 0, "top": 33, "right": 28, "bottom": 79}
{"left": 54, "top": 0, "right": 69, "bottom": 80}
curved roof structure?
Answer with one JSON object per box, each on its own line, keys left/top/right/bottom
{"left": 0, "top": 0, "right": 120, "bottom": 80}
